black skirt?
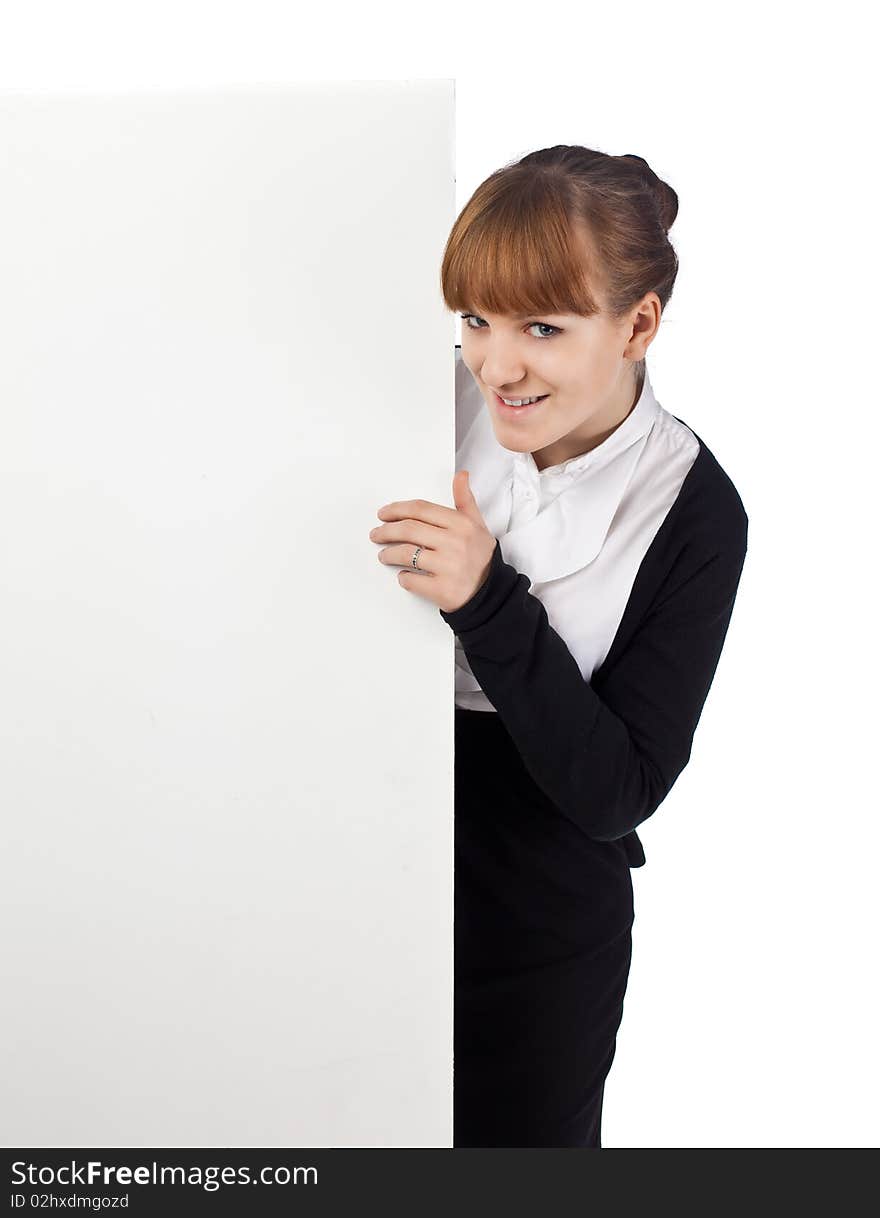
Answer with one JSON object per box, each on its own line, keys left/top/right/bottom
{"left": 454, "top": 707, "right": 635, "bottom": 1148}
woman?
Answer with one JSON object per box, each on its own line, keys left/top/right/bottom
{"left": 369, "top": 145, "right": 748, "bottom": 1147}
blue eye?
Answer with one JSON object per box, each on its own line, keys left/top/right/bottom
{"left": 459, "top": 313, "right": 560, "bottom": 339}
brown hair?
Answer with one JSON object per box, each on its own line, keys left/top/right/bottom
{"left": 440, "top": 146, "right": 679, "bottom": 387}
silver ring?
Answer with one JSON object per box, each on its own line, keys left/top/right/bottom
{"left": 412, "top": 545, "right": 422, "bottom": 570}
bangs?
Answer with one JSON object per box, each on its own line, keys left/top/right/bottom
{"left": 441, "top": 182, "right": 603, "bottom": 320}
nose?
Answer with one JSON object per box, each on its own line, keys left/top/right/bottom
{"left": 481, "top": 351, "right": 529, "bottom": 397}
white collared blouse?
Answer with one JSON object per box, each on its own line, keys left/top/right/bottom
{"left": 451, "top": 346, "right": 701, "bottom": 710}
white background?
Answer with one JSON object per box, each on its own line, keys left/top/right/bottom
{"left": 1, "top": 0, "right": 876, "bottom": 1149}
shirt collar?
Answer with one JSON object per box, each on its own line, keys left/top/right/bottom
{"left": 456, "top": 353, "right": 661, "bottom": 583}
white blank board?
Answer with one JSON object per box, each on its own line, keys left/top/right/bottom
{"left": 0, "top": 80, "right": 456, "bottom": 1147}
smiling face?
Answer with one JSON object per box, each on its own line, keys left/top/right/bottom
{"left": 460, "top": 292, "right": 660, "bottom": 472}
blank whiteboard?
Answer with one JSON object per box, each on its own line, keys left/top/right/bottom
{"left": 0, "top": 80, "right": 456, "bottom": 1147}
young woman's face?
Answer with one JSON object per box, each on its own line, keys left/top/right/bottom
{"left": 459, "top": 296, "right": 658, "bottom": 471}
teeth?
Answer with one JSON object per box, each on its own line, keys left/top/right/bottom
{"left": 502, "top": 395, "right": 542, "bottom": 406}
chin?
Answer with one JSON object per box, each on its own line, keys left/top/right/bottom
{"left": 493, "top": 431, "right": 534, "bottom": 453}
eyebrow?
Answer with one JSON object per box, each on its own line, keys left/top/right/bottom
{"left": 474, "top": 311, "right": 564, "bottom": 320}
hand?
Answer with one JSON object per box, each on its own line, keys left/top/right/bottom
{"left": 368, "top": 471, "right": 497, "bottom": 614}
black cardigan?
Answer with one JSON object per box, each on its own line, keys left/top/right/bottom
{"left": 439, "top": 425, "right": 748, "bottom": 868}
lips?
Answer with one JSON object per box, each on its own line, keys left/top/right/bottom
{"left": 494, "top": 391, "right": 549, "bottom": 416}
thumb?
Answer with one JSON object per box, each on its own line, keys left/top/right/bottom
{"left": 453, "top": 469, "right": 482, "bottom": 519}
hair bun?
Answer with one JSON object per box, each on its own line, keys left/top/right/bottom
{"left": 621, "top": 153, "right": 677, "bottom": 232}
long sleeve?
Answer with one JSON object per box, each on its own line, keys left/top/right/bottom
{"left": 439, "top": 521, "right": 748, "bottom": 844}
